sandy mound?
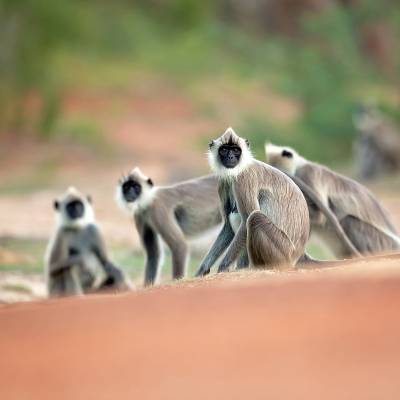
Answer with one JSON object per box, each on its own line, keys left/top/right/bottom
{"left": 1, "top": 255, "right": 400, "bottom": 399}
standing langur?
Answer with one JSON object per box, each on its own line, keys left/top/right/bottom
{"left": 116, "top": 169, "right": 224, "bottom": 286}
{"left": 265, "top": 144, "right": 400, "bottom": 258}
{"left": 45, "top": 187, "right": 132, "bottom": 297}
{"left": 196, "top": 128, "right": 310, "bottom": 276}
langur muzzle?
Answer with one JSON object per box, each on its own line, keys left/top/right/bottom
{"left": 122, "top": 180, "right": 142, "bottom": 202}
{"left": 66, "top": 199, "right": 85, "bottom": 220}
{"left": 218, "top": 145, "right": 242, "bottom": 169}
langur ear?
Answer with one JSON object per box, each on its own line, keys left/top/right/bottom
{"left": 208, "top": 140, "right": 214, "bottom": 149}
{"left": 245, "top": 139, "right": 250, "bottom": 147}
{"left": 53, "top": 200, "right": 59, "bottom": 210}
{"left": 147, "top": 178, "right": 154, "bottom": 187}
{"left": 282, "top": 150, "right": 293, "bottom": 158}
{"left": 86, "top": 195, "right": 92, "bottom": 204}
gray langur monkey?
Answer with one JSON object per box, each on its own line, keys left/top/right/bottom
{"left": 116, "top": 168, "right": 223, "bottom": 286}
{"left": 265, "top": 143, "right": 400, "bottom": 258}
{"left": 195, "top": 127, "right": 310, "bottom": 276}
{"left": 45, "top": 187, "right": 132, "bottom": 297}
{"left": 353, "top": 104, "right": 400, "bottom": 180}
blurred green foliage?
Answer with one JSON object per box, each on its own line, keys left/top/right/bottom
{"left": 0, "top": 0, "right": 399, "bottom": 162}
{"left": 0, "top": 0, "right": 82, "bottom": 135}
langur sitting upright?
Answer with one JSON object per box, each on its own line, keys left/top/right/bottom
{"left": 265, "top": 143, "right": 400, "bottom": 258}
{"left": 45, "top": 187, "right": 132, "bottom": 297}
{"left": 116, "top": 168, "right": 223, "bottom": 286}
{"left": 196, "top": 128, "right": 310, "bottom": 276}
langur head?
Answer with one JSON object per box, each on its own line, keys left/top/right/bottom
{"left": 54, "top": 187, "right": 94, "bottom": 228}
{"left": 352, "top": 102, "right": 381, "bottom": 132}
{"left": 265, "top": 143, "right": 304, "bottom": 175}
{"left": 116, "top": 167, "right": 155, "bottom": 213}
{"left": 208, "top": 127, "right": 253, "bottom": 179}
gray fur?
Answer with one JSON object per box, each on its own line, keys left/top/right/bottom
{"left": 266, "top": 145, "right": 400, "bottom": 258}
{"left": 288, "top": 174, "right": 361, "bottom": 257}
{"left": 196, "top": 128, "right": 310, "bottom": 276}
{"left": 118, "top": 170, "right": 222, "bottom": 286}
{"left": 46, "top": 188, "right": 132, "bottom": 297}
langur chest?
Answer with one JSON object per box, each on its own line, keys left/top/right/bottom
{"left": 62, "top": 231, "right": 101, "bottom": 272}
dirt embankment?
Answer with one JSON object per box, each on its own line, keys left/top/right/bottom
{"left": 1, "top": 257, "right": 400, "bottom": 400}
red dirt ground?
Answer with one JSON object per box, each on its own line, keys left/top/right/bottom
{"left": 2, "top": 257, "right": 400, "bottom": 400}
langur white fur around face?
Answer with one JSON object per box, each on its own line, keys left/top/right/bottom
{"left": 54, "top": 187, "right": 95, "bottom": 228}
{"left": 116, "top": 168, "right": 157, "bottom": 215}
{"left": 208, "top": 127, "right": 254, "bottom": 180}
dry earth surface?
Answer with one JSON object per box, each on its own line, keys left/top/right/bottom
{"left": 1, "top": 255, "right": 400, "bottom": 399}
{"left": 2, "top": 89, "right": 400, "bottom": 398}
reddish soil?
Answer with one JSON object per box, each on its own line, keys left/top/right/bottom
{"left": 2, "top": 258, "right": 400, "bottom": 400}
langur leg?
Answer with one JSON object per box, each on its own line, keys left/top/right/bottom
{"left": 79, "top": 268, "right": 96, "bottom": 292}
{"left": 196, "top": 222, "right": 235, "bottom": 277}
{"left": 340, "top": 216, "right": 400, "bottom": 255}
{"left": 48, "top": 274, "right": 66, "bottom": 297}
{"left": 143, "top": 226, "right": 164, "bottom": 286}
{"left": 169, "top": 240, "right": 189, "bottom": 280}
{"left": 155, "top": 218, "right": 188, "bottom": 280}
{"left": 64, "top": 267, "right": 83, "bottom": 296}
{"left": 246, "top": 211, "right": 296, "bottom": 268}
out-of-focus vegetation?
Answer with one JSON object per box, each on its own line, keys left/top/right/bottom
{"left": 1, "top": 0, "right": 399, "bottom": 161}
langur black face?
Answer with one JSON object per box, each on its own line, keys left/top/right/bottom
{"left": 122, "top": 179, "right": 142, "bottom": 202}
{"left": 65, "top": 199, "right": 85, "bottom": 220}
{"left": 218, "top": 144, "right": 242, "bottom": 169}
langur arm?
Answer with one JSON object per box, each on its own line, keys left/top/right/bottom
{"left": 88, "top": 225, "right": 127, "bottom": 286}
{"left": 288, "top": 174, "right": 361, "bottom": 258}
{"left": 196, "top": 185, "right": 235, "bottom": 277}
{"left": 48, "top": 233, "right": 82, "bottom": 276}
{"left": 195, "top": 221, "right": 235, "bottom": 277}
{"left": 217, "top": 183, "right": 259, "bottom": 272}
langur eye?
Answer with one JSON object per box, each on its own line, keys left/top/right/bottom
{"left": 233, "top": 147, "right": 241, "bottom": 155}
{"left": 282, "top": 150, "right": 293, "bottom": 158}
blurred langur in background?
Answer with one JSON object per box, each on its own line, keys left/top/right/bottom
{"left": 266, "top": 143, "right": 400, "bottom": 258}
{"left": 353, "top": 104, "right": 400, "bottom": 180}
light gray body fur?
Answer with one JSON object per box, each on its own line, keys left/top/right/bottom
{"left": 46, "top": 189, "right": 131, "bottom": 297}
{"left": 120, "top": 172, "right": 222, "bottom": 285}
{"left": 296, "top": 162, "right": 400, "bottom": 257}
{"left": 196, "top": 129, "right": 310, "bottom": 276}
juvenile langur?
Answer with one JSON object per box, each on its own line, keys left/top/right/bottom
{"left": 353, "top": 104, "right": 400, "bottom": 180}
{"left": 45, "top": 187, "right": 132, "bottom": 297}
{"left": 116, "top": 169, "right": 223, "bottom": 286}
{"left": 195, "top": 128, "right": 310, "bottom": 276}
{"left": 265, "top": 143, "right": 400, "bottom": 258}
